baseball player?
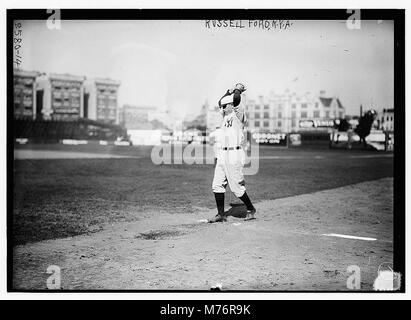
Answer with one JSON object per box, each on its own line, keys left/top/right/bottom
{"left": 208, "top": 83, "right": 256, "bottom": 223}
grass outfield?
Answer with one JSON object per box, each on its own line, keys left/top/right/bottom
{"left": 12, "top": 144, "right": 393, "bottom": 245}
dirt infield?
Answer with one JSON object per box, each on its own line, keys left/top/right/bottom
{"left": 13, "top": 177, "right": 393, "bottom": 291}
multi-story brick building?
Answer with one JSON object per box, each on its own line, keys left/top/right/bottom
{"left": 36, "top": 73, "right": 85, "bottom": 121}
{"left": 244, "top": 90, "right": 345, "bottom": 133}
{"left": 13, "top": 69, "right": 40, "bottom": 119}
{"left": 84, "top": 78, "right": 121, "bottom": 124}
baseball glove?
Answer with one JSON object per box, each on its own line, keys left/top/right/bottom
{"left": 230, "top": 83, "right": 246, "bottom": 94}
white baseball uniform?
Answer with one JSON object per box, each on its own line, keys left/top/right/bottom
{"left": 212, "top": 105, "right": 247, "bottom": 197}
{"left": 209, "top": 127, "right": 222, "bottom": 161}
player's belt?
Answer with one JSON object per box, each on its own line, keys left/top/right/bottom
{"left": 222, "top": 146, "right": 241, "bottom": 150}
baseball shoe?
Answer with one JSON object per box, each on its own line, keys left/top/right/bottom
{"left": 244, "top": 208, "right": 256, "bottom": 221}
{"left": 208, "top": 214, "right": 227, "bottom": 223}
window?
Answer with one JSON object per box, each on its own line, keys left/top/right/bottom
{"left": 325, "top": 111, "right": 330, "bottom": 118}
{"left": 301, "top": 111, "right": 307, "bottom": 118}
{"left": 339, "top": 112, "right": 343, "bottom": 118}
{"left": 292, "top": 103, "right": 296, "bottom": 109}
{"left": 254, "top": 121, "right": 260, "bottom": 127}
{"left": 277, "top": 120, "right": 282, "bottom": 127}
{"left": 263, "top": 112, "right": 269, "bottom": 119}
{"left": 263, "top": 121, "right": 269, "bottom": 127}
{"left": 98, "top": 98, "right": 105, "bottom": 106}
{"left": 313, "top": 110, "right": 320, "bottom": 118}
{"left": 301, "top": 103, "right": 307, "bottom": 108}
{"left": 315, "top": 102, "right": 319, "bottom": 108}
{"left": 278, "top": 112, "right": 282, "bottom": 119}
{"left": 255, "top": 105, "right": 260, "bottom": 110}
{"left": 264, "top": 104, "right": 269, "bottom": 110}
{"left": 291, "top": 111, "right": 296, "bottom": 118}
{"left": 255, "top": 113, "right": 260, "bottom": 119}
{"left": 292, "top": 119, "right": 297, "bottom": 127}
{"left": 278, "top": 104, "right": 283, "bottom": 109}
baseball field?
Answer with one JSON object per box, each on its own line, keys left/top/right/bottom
{"left": 12, "top": 143, "right": 394, "bottom": 290}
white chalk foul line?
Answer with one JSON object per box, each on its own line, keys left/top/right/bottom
{"left": 322, "top": 233, "right": 377, "bottom": 241}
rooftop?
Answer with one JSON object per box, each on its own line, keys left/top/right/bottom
{"left": 49, "top": 73, "right": 86, "bottom": 82}
{"left": 13, "top": 68, "right": 41, "bottom": 78}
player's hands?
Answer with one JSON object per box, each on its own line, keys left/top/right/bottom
{"left": 235, "top": 83, "right": 246, "bottom": 93}
{"left": 229, "top": 83, "right": 246, "bottom": 94}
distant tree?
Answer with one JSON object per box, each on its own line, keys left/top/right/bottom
{"left": 354, "top": 109, "right": 377, "bottom": 148}
{"left": 183, "top": 113, "right": 207, "bottom": 131}
{"left": 150, "top": 119, "right": 169, "bottom": 130}
{"left": 186, "top": 124, "right": 207, "bottom": 132}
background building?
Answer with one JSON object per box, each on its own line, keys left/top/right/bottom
{"left": 13, "top": 71, "right": 127, "bottom": 142}
{"left": 378, "top": 108, "right": 394, "bottom": 131}
{"left": 243, "top": 90, "right": 345, "bottom": 133}
{"left": 84, "top": 78, "right": 121, "bottom": 124}
{"left": 36, "top": 73, "right": 85, "bottom": 121}
{"left": 13, "top": 69, "right": 40, "bottom": 119}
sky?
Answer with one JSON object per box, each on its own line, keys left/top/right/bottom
{"left": 17, "top": 19, "right": 394, "bottom": 117}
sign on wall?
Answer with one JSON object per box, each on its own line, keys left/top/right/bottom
{"left": 252, "top": 132, "right": 287, "bottom": 146}
{"left": 299, "top": 119, "right": 334, "bottom": 128}
{"left": 289, "top": 133, "right": 301, "bottom": 146}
